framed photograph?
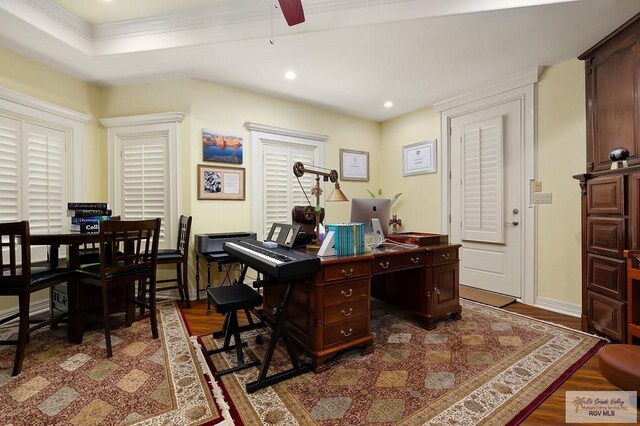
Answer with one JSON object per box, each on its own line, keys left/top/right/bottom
{"left": 202, "top": 129, "right": 243, "bottom": 164}
{"left": 197, "top": 165, "right": 245, "bottom": 200}
{"left": 340, "top": 149, "right": 369, "bottom": 181}
{"left": 403, "top": 139, "right": 436, "bottom": 176}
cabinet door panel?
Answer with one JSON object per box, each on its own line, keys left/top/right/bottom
{"left": 587, "top": 217, "right": 626, "bottom": 257}
{"left": 586, "top": 175, "right": 624, "bottom": 215}
{"left": 432, "top": 263, "right": 460, "bottom": 315}
{"left": 587, "top": 253, "right": 626, "bottom": 299}
{"left": 587, "top": 291, "right": 626, "bottom": 341}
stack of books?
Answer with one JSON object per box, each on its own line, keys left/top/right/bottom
{"left": 67, "top": 202, "right": 111, "bottom": 233}
{"left": 326, "top": 223, "right": 365, "bottom": 256}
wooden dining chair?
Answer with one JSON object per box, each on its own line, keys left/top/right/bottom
{"left": 77, "top": 216, "right": 121, "bottom": 266}
{"left": 139, "top": 215, "right": 192, "bottom": 308}
{"left": 0, "top": 221, "right": 74, "bottom": 375}
{"left": 76, "top": 218, "right": 160, "bottom": 357}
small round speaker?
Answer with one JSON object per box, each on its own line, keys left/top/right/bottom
{"left": 610, "top": 147, "right": 630, "bottom": 161}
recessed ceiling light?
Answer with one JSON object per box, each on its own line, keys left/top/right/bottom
{"left": 284, "top": 71, "right": 297, "bottom": 80}
{"left": 384, "top": 101, "right": 394, "bottom": 108}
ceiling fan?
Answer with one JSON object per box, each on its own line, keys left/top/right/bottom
{"left": 278, "top": 0, "right": 305, "bottom": 26}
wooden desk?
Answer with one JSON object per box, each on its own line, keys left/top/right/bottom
{"left": 262, "top": 243, "right": 462, "bottom": 372}
{"left": 625, "top": 250, "right": 640, "bottom": 344}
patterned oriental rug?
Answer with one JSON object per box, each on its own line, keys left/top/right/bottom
{"left": 0, "top": 302, "right": 231, "bottom": 425}
{"left": 196, "top": 299, "right": 605, "bottom": 426}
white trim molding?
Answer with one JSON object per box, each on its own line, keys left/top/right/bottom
{"left": 535, "top": 296, "right": 581, "bottom": 318}
{"left": 244, "top": 122, "right": 328, "bottom": 142}
{"left": 102, "top": 112, "right": 184, "bottom": 247}
{"left": 437, "top": 67, "right": 542, "bottom": 305}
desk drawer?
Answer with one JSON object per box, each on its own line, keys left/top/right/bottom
{"left": 324, "top": 261, "right": 370, "bottom": 282}
{"left": 324, "top": 299, "right": 368, "bottom": 325}
{"left": 324, "top": 318, "right": 368, "bottom": 347}
{"left": 372, "top": 253, "right": 424, "bottom": 274}
{"left": 587, "top": 290, "right": 625, "bottom": 341}
{"left": 432, "top": 247, "right": 459, "bottom": 265}
{"left": 587, "top": 217, "right": 626, "bottom": 257}
{"left": 587, "top": 253, "right": 626, "bottom": 299}
{"left": 587, "top": 175, "right": 624, "bottom": 215}
{"left": 324, "top": 279, "right": 369, "bottom": 305}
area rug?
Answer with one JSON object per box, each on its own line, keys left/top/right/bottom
{"left": 0, "top": 302, "right": 231, "bottom": 425}
{"left": 460, "top": 285, "right": 517, "bottom": 308}
{"left": 196, "top": 299, "right": 605, "bottom": 425}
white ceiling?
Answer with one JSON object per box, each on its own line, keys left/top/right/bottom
{"left": 1, "top": 0, "right": 639, "bottom": 121}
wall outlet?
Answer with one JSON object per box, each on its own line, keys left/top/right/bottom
{"left": 534, "top": 192, "right": 552, "bottom": 204}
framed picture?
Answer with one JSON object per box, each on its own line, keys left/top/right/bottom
{"left": 202, "top": 129, "right": 243, "bottom": 164}
{"left": 197, "top": 165, "right": 245, "bottom": 200}
{"left": 340, "top": 149, "right": 369, "bottom": 181}
{"left": 403, "top": 139, "right": 436, "bottom": 176}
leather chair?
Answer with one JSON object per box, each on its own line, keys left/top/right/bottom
{"left": 77, "top": 218, "right": 160, "bottom": 357}
{"left": 207, "top": 283, "right": 262, "bottom": 376}
{"left": 598, "top": 344, "right": 640, "bottom": 392}
{"left": 143, "top": 215, "right": 192, "bottom": 308}
{"left": 292, "top": 206, "right": 325, "bottom": 234}
{"left": 0, "top": 221, "right": 74, "bottom": 375}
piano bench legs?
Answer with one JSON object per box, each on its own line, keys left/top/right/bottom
{"left": 207, "top": 310, "right": 261, "bottom": 377}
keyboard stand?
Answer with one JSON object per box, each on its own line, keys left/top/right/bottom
{"left": 246, "top": 277, "right": 311, "bottom": 393}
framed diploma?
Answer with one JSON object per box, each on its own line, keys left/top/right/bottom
{"left": 197, "top": 165, "right": 245, "bottom": 200}
{"left": 402, "top": 140, "right": 436, "bottom": 176}
{"left": 340, "top": 149, "right": 369, "bottom": 181}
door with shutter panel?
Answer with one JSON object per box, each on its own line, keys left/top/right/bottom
{"left": 121, "top": 135, "right": 169, "bottom": 245}
{"left": 262, "top": 142, "right": 315, "bottom": 238}
{"left": 450, "top": 100, "right": 522, "bottom": 297}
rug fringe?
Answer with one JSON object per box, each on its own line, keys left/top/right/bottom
{"left": 190, "top": 336, "right": 235, "bottom": 426}
{"left": 461, "top": 299, "right": 610, "bottom": 342}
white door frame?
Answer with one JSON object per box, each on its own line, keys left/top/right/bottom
{"left": 435, "top": 67, "right": 543, "bottom": 305}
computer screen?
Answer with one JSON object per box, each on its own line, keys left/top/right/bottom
{"left": 350, "top": 198, "right": 391, "bottom": 238}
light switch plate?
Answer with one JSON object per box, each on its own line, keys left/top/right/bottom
{"left": 534, "top": 192, "right": 552, "bottom": 204}
{"left": 534, "top": 181, "right": 543, "bottom": 192}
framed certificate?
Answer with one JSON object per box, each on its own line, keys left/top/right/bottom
{"left": 340, "top": 149, "right": 369, "bottom": 181}
{"left": 403, "top": 140, "right": 436, "bottom": 176}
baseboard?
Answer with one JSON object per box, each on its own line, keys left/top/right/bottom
{"left": 0, "top": 298, "right": 51, "bottom": 325}
{"left": 534, "top": 297, "right": 581, "bottom": 318}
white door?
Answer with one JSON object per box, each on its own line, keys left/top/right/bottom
{"left": 450, "top": 99, "right": 522, "bottom": 297}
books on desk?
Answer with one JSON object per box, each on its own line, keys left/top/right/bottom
{"left": 326, "top": 223, "right": 365, "bottom": 256}
{"left": 67, "top": 202, "right": 111, "bottom": 233}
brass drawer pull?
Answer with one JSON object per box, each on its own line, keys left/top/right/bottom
{"left": 441, "top": 253, "right": 451, "bottom": 260}
{"left": 435, "top": 288, "right": 441, "bottom": 295}
{"left": 341, "top": 308, "right": 353, "bottom": 317}
{"left": 341, "top": 288, "right": 353, "bottom": 297}
{"left": 410, "top": 257, "right": 420, "bottom": 264}
{"left": 379, "top": 261, "right": 390, "bottom": 269}
{"left": 341, "top": 268, "right": 354, "bottom": 277}
{"left": 341, "top": 328, "right": 353, "bottom": 337}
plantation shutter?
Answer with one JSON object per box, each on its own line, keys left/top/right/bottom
{"left": 461, "top": 115, "right": 504, "bottom": 243}
{"left": 24, "top": 123, "right": 66, "bottom": 235}
{"left": 0, "top": 116, "right": 20, "bottom": 222}
{"left": 121, "top": 136, "right": 167, "bottom": 242}
{"left": 262, "top": 143, "right": 315, "bottom": 237}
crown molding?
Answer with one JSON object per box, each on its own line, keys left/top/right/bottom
{"left": 100, "top": 112, "right": 185, "bottom": 128}
{"left": 0, "top": 86, "right": 91, "bottom": 123}
{"left": 434, "top": 66, "right": 546, "bottom": 112}
{"left": 244, "top": 122, "right": 328, "bottom": 142}
{"left": 19, "top": 0, "right": 91, "bottom": 40}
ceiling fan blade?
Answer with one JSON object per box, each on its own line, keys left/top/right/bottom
{"left": 278, "top": 0, "right": 305, "bottom": 26}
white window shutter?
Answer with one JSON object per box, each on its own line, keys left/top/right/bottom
{"left": 262, "top": 144, "right": 316, "bottom": 236}
{"left": 122, "top": 136, "right": 167, "bottom": 242}
{"left": 0, "top": 116, "right": 20, "bottom": 222}
{"left": 24, "top": 123, "right": 66, "bottom": 235}
{"left": 461, "top": 115, "right": 504, "bottom": 243}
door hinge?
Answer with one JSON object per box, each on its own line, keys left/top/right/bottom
{"left": 449, "top": 171, "right": 452, "bottom": 179}
{"left": 448, "top": 214, "right": 451, "bottom": 223}
{"left": 448, "top": 126, "right": 452, "bottom": 135}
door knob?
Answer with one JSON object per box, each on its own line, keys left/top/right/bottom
{"left": 512, "top": 220, "right": 519, "bottom": 226}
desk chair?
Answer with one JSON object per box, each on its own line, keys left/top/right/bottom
{"left": 77, "top": 219, "right": 160, "bottom": 357}
{"left": 207, "top": 283, "right": 262, "bottom": 376}
{"left": 0, "top": 221, "right": 74, "bottom": 375}
{"left": 292, "top": 206, "right": 324, "bottom": 234}
{"left": 141, "top": 215, "right": 191, "bottom": 308}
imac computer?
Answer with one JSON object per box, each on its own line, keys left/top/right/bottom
{"left": 350, "top": 198, "right": 391, "bottom": 239}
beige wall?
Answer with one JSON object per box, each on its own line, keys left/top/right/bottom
{"left": 379, "top": 107, "right": 441, "bottom": 232}
{"left": 536, "top": 59, "right": 586, "bottom": 305}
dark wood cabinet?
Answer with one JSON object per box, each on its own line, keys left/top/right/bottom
{"left": 576, "top": 12, "right": 640, "bottom": 342}
{"left": 579, "top": 13, "right": 640, "bottom": 173}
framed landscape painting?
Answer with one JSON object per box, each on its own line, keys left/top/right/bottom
{"left": 202, "top": 129, "right": 243, "bottom": 164}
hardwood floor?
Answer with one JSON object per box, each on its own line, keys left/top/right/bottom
{"left": 180, "top": 298, "right": 620, "bottom": 425}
